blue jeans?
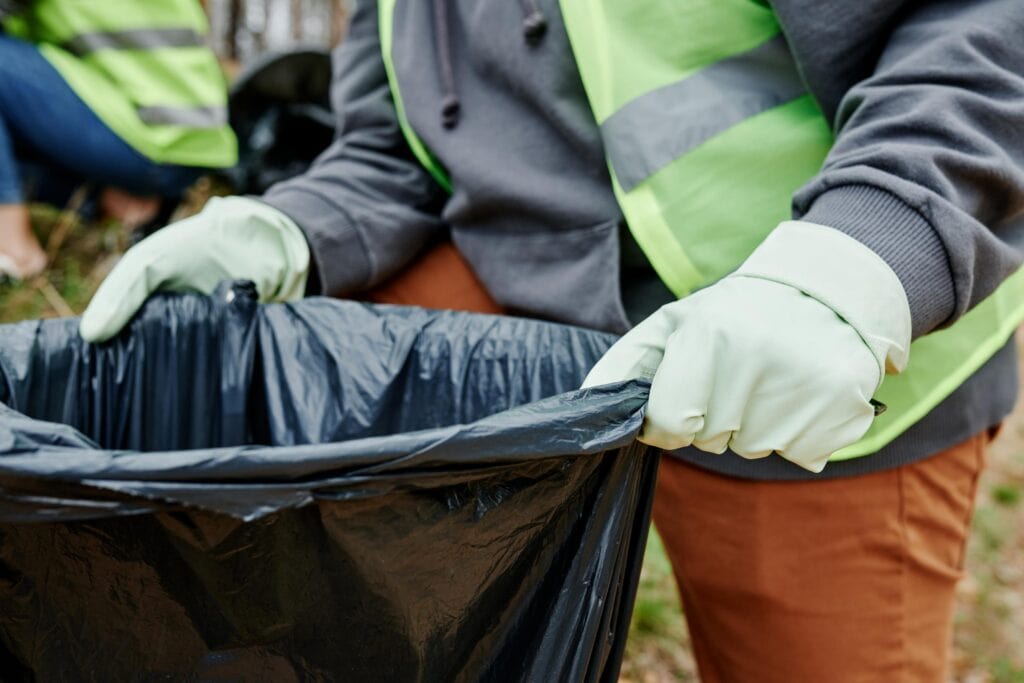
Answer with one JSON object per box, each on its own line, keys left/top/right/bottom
{"left": 0, "top": 34, "right": 202, "bottom": 205}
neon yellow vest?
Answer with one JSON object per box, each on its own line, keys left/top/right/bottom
{"left": 4, "top": 0, "right": 236, "bottom": 168}
{"left": 378, "top": 0, "right": 1024, "bottom": 462}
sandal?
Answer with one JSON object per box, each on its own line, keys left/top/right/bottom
{"left": 0, "top": 251, "right": 47, "bottom": 284}
{"left": 0, "top": 253, "right": 22, "bottom": 284}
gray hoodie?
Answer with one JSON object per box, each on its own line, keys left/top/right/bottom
{"left": 263, "top": 0, "right": 1024, "bottom": 480}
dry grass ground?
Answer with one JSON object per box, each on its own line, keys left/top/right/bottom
{"left": 1, "top": 200, "right": 1022, "bottom": 683}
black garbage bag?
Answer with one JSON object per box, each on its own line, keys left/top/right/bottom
{"left": 224, "top": 50, "right": 335, "bottom": 195}
{"left": 0, "top": 283, "right": 657, "bottom": 682}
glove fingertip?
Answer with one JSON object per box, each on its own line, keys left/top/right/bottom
{"left": 581, "top": 364, "right": 627, "bottom": 389}
{"left": 79, "top": 275, "right": 146, "bottom": 343}
{"left": 638, "top": 420, "right": 698, "bottom": 452}
{"left": 801, "top": 458, "right": 829, "bottom": 474}
{"left": 79, "top": 315, "right": 111, "bottom": 344}
{"left": 782, "top": 451, "right": 830, "bottom": 474}
{"left": 79, "top": 303, "right": 127, "bottom": 344}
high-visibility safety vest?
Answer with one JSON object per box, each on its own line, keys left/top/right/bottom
{"left": 4, "top": 0, "right": 236, "bottom": 168}
{"left": 379, "top": 0, "right": 1024, "bottom": 462}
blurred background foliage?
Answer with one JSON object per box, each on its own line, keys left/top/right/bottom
{"left": 203, "top": 0, "right": 351, "bottom": 65}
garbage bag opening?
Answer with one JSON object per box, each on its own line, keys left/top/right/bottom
{"left": 0, "top": 282, "right": 658, "bottom": 682}
{"left": 0, "top": 281, "right": 620, "bottom": 452}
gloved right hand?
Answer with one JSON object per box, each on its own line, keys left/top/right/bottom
{"left": 582, "top": 221, "right": 912, "bottom": 473}
{"left": 79, "top": 196, "right": 310, "bottom": 343}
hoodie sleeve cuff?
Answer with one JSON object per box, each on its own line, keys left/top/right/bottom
{"left": 798, "top": 184, "right": 955, "bottom": 338}
{"left": 259, "top": 189, "right": 373, "bottom": 298}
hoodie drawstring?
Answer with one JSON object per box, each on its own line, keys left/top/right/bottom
{"left": 432, "top": 0, "right": 461, "bottom": 129}
{"left": 519, "top": 0, "right": 547, "bottom": 42}
{"left": 432, "top": 0, "right": 548, "bottom": 130}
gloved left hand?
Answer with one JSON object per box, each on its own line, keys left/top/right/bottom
{"left": 583, "top": 221, "right": 911, "bottom": 472}
{"left": 79, "top": 196, "right": 309, "bottom": 343}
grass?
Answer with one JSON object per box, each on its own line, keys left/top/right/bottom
{"left": 0, "top": 205, "right": 122, "bottom": 323}
{"left": 619, "top": 532, "right": 695, "bottom": 683}
{"left": 955, "top": 424, "right": 1024, "bottom": 683}
{"left": 0, "top": 181, "right": 217, "bottom": 324}
{"left": 2, "top": 197, "right": 1023, "bottom": 682}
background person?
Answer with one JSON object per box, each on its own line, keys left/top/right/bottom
{"left": 0, "top": 0, "right": 236, "bottom": 280}
{"left": 79, "top": 1, "right": 1024, "bottom": 680}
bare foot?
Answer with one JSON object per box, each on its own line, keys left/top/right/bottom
{"left": 100, "top": 187, "right": 161, "bottom": 229}
{"left": 0, "top": 204, "right": 48, "bottom": 280}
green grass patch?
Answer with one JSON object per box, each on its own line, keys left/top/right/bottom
{"left": 992, "top": 483, "right": 1023, "bottom": 508}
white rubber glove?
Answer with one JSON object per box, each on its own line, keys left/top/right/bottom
{"left": 80, "top": 196, "right": 309, "bottom": 343}
{"left": 583, "top": 221, "right": 911, "bottom": 472}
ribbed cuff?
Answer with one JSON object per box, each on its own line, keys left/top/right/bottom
{"left": 737, "top": 220, "right": 911, "bottom": 376}
{"left": 259, "top": 190, "right": 372, "bottom": 298}
{"left": 799, "top": 185, "right": 955, "bottom": 338}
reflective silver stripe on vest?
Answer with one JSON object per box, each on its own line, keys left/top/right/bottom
{"left": 62, "top": 28, "right": 203, "bottom": 56}
{"left": 137, "top": 105, "right": 227, "bottom": 128}
{"left": 601, "top": 35, "right": 809, "bottom": 192}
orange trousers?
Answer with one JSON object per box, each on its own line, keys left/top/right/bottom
{"left": 369, "top": 242, "right": 988, "bottom": 683}
{"left": 653, "top": 433, "right": 986, "bottom": 683}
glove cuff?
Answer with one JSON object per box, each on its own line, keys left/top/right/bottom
{"left": 734, "top": 220, "right": 911, "bottom": 379}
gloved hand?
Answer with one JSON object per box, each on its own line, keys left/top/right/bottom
{"left": 79, "top": 196, "right": 310, "bottom": 343}
{"left": 583, "top": 221, "right": 912, "bottom": 472}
